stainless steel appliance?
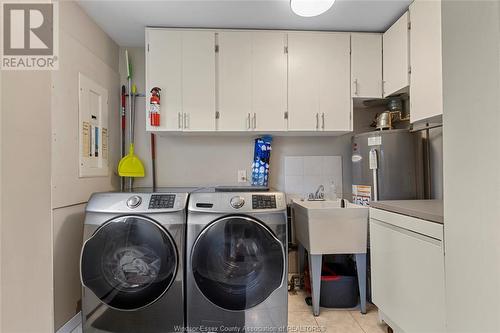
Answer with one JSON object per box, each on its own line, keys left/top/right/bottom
{"left": 352, "top": 129, "right": 419, "bottom": 204}
{"left": 186, "top": 191, "right": 288, "bottom": 332}
{"left": 80, "top": 190, "right": 188, "bottom": 332}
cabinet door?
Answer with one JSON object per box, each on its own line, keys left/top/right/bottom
{"left": 252, "top": 32, "right": 287, "bottom": 131}
{"left": 351, "top": 34, "right": 383, "bottom": 98}
{"left": 370, "top": 219, "right": 446, "bottom": 332}
{"left": 409, "top": 0, "right": 443, "bottom": 123}
{"left": 288, "top": 33, "right": 350, "bottom": 132}
{"left": 383, "top": 12, "right": 410, "bottom": 97}
{"left": 319, "top": 34, "right": 351, "bottom": 131}
{"left": 182, "top": 31, "right": 216, "bottom": 131}
{"left": 218, "top": 31, "right": 252, "bottom": 131}
{"left": 146, "top": 29, "right": 182, "bottom": 131}
{"left": 288, "top": 33, "right": 320, "bottom": 131}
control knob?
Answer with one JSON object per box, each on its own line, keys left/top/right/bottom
{"left": 230, "top": 196, "right": 245, "bottom": 209}
{"left": 126, "top": 195, "right": 142, "bottom": 208}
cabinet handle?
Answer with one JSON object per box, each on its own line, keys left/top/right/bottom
{"left": 247, "top": 113, "right": 251, "bottom": 130}
{"left": 186, "top": 113, "right": 190, "bottom": 129}
{"left": 354, "top": 79, "right": 358, "bottom": 96}
{"left": 253, "top": 113, "right": 257, "bottom": 129}
{"left": 316, "top": 113, "right": 319, "bottom": 130}
{"left": 183, "top": 113, "right": 187, "bottom": 129}
{"left": 322, "top": 113, "right": 325, "bottom": 130}
{"left": 178, "top": 112, "right": 182, "bottom": 129}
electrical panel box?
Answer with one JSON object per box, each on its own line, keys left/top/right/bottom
{"left": 78, "top": 73, "right": 109, "bottom": 177}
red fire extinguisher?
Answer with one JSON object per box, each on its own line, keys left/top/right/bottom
{"left": 149, "top": 87, "right": 161, "bottom": 127}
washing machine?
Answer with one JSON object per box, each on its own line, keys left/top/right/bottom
{"left": 80, "top": 189, "right": 188, "bottom": 333}
{"left": 186, "top": 190, "right": 288, "bottom": 332}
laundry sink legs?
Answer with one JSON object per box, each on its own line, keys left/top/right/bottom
{"left": 299, "top": 242, "right": 367, "bottom": 316}
{"left": 309, "top": 253, "right": 322, "bottom": 316}
{"left": 355, "top": 253, "right": 367, "bottom": 314}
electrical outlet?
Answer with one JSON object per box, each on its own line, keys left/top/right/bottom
{"left": 238, "top": 170, "right": 247, "bottom": 183}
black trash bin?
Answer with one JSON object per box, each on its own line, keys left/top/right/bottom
{"left": 319, "top": 262, "right": 358, "bottom": 308}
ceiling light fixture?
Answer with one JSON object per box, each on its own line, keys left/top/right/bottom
{"left": 290, "top": 0, "right": 336, "bottom": 17}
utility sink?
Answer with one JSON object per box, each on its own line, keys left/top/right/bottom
{"left": 292, "top": 199, "right": 369, "bottom": 255}
{"left": 292, "top": 199, "right": 369, "bottom": 316}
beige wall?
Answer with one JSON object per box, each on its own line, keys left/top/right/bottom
{"left": 52, "top": 204, "right": 86, "bottom": 330}
{"left": 1, "top": 71, "right": 54, "bottom": 332}
{"left": 442, "top": 0, "right": 500, "bottom": 331}
{"left": 0, "top": 55, "right": 3, "bottom": 332}
{"left": 51, "top": 1, "right": 120, "bottom": 330}
{"left": 52, "top": 1, "right": 120, "bottom": 208}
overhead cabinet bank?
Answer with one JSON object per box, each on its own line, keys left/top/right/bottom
{"left": 145, "top": 28, "right": 356, "bottom": 135}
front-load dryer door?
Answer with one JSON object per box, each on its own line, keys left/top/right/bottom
{"left": 191, "top": 216, "right": 285, "bottom": 311}
{"left": 81, "top": 216, "right": 178, "bottom": 311}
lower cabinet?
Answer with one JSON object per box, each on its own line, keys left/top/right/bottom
{"left": 370, "top": 208, "right": 446, "bottom": 333}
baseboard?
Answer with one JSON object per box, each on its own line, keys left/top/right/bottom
{"left": 56, "top": 312, "right": 82, "bottom": 333}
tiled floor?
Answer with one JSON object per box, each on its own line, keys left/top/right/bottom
{"left": 72, "top": 291, "right": 387, "bottom": 333}
{"left": 288, "top": 290, "right": 388, "bottom": 333}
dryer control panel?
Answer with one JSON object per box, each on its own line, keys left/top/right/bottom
{"left": 149, "top": 194, "right": 176, "bottom": 209}
{"left": 252, "top": 195, "right": 277, "bottom": 209}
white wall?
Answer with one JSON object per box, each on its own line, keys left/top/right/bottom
{"left": 1, "top": 70, "right": 54, "bottom": 333}
{"left": 51, "top": 2, "right": 120, "bottom": 330}
{"left": 442, "top": 1, "right": 500, "bottom": 331}
{"left": 0, "top": 53, "right": 3, "bottom": 333}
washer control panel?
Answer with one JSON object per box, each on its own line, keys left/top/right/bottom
{"left": 230, "top": 196, "right": 245, "bottom": 209}
{"left": 252, "top": 195, "right": 277, "bottom": 209}
{"left": 126, "top": 195, "right": 142, "bottom": 208}
{"left": 149, "top": 194, "right": 176, "bottom": 209}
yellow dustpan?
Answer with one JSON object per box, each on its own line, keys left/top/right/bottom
{"left": 118, "top": 51, "right": 145, "bottom": 178}
{"left": 118, "top": 143, "right": 145, "bottom": 177}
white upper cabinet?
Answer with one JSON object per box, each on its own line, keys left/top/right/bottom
{"left": 383, "top": 12, "right": 410, "bottom": 97}
{"left": 146, "top": 29, "right": 182, "bottom": 131}
{"left": 351, "top": 34, "right": 383, "bottom": 98}
{"left": 251, "top": 32, "right": 288, "bottom": 132}
{"left": 146, "top": 29, "right": 216, "bottom": 131}
{"left": 288, "top": 33, "right": 319, "bottom": 131}
{"left": 217, "top": 31, "right": 253, "bottom": 131}
{"left": 218, "top": 31, "right": 287, "bottom": 132}
{"left": 182, "top": 31, "right": 216, "bottom": 131}
{"left": 320, "top": 34, "right": 351, "bottom": 131}
{"left": 409, "top": 0, "right": 443, "bottom": 123}
{"left": 288, "top": 33, "right": 351, "bottom": 132}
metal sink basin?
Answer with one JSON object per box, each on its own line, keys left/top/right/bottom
{"left": 292, "top": 199, "right": 369, "bottom": 255}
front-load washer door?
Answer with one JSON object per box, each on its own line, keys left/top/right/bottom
{"left": 81, "top": 216, "right": 178, "bottom": 311}
{"left": 191, "top": 216, "right": 285, "bottom": 311}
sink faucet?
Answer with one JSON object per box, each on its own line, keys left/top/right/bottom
{"left": 308, "top": 185, "right": 325, "bottom": 201}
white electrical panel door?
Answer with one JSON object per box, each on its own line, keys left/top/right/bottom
{"left": 288, "top": 33, "right": 351, "bottom": 132}
{"left": 182, "top": 31, "right": 216, "bottom": 131}
{"left": 251, "top": 32, "right": 288, "bottom": 131}
{"left": 382, "top": 12, "right": 410, "bottom": 97}
{"left": 78, "top": 73, "right": 109, "bottom": 178}
{"left": 409, "top": 0, "right": 443, "bottom": 123}
{"left": 351, "top": 33, "right": 383, "bottom": 98}
{"left": 217, "top": 31, "right": 253, "bottom": 131}
{"left": 146, "top": 29, "right": 182, "bottom": 131}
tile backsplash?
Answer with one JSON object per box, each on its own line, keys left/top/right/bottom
{"left": 284, "top": 156, "right": 343, "bottom": 200}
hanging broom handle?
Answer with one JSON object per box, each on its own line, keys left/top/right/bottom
{"left": 128, "top": 78, "right": 133, "bottom": 191}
